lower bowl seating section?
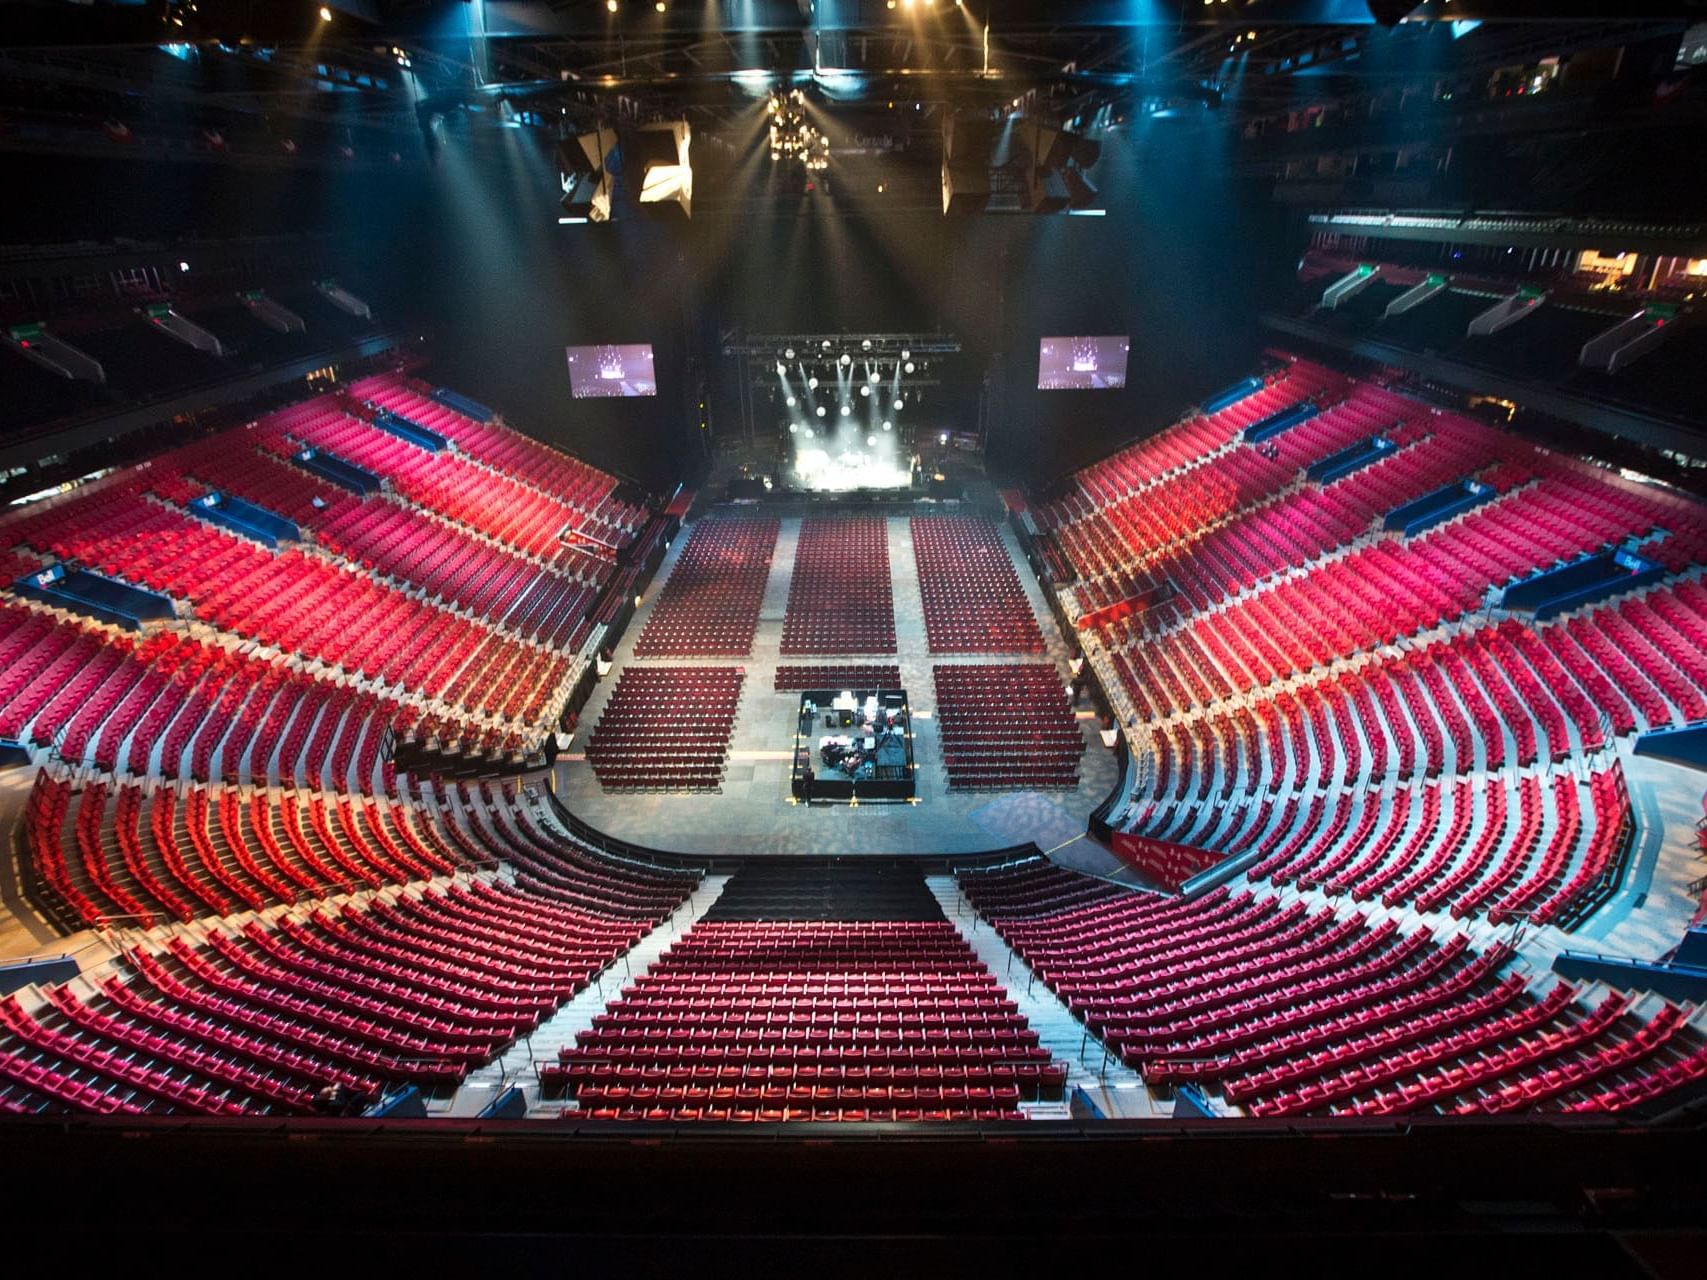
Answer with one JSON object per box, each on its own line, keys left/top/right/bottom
{"left": 418, "top": 778, "right": 702, "bottom": 924}
{"left": 774, "top": 663, "right": 903, "bottom": 692}
{"left": 0, "top": 872, "right": 692, "bottom": 1117}
{"left": 584, "top": 667, "right": 744, "bottom": 793}
{"left": 633, "top": 516, "right": 779, "bottom": 657}
{"left": 547, "top": 919, "right": 1065, "bottom": 1122}
{"left": 933, "top": 664, "right": 1084, "bottom": 791}
{"left": 910, "top": 515, "right": 1045, "bottom": 653}
{"left": 957, "top": 859, "right": 1707, "bottom": 1118}
{"left": 781, "top": 514, "right": 896, "bottom": 655}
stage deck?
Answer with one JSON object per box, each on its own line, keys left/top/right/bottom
{"left": 556, "top": 502, "right": 1123, "bottom": 859}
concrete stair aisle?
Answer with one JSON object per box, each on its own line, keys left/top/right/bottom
{"left": 438, "top": 873, "right": 733, "bottom": 1118}
{"left": 925, "top": 874, "right": 1170, "bottom": 1120}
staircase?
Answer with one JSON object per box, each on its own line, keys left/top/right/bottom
{"left": 925, "top": 874, "right": 1169, "bottom": 1120}
{"left": 437, "top": 872, "right": 732, "bottom": 1117}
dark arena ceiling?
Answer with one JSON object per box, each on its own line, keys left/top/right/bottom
{"left": 4, "top": 1, "right": 1705, "bottom": 214}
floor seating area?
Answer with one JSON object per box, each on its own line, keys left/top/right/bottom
{"left": 0, "top": 870, "right": 693, "bottom": 1116}
{"left": 910, "top": 515, "right": 1045, "bottom": 653}
{"left": 584, "top": 667, "right": 744, "bottom": 793}
{"left": 956, "top": 858, "right": 1707, "bottom": 1118}
{"left": 780, "top": 515, "right": 895, "bottom": 655}
{"left": 633, "top": 517, "right": 779, "bottom": 657}
{"left": 933, "top": 664, "right": 1083, "bottom": 791}
{"left": 546, "top": 864, "right": 1064, "bottom": 1121}
{"left": 774, "top": 664, "right": 903, "bottom": 692}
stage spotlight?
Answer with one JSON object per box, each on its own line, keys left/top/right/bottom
{"left": 318, "top": 5, "right": 331, "bottom": 20}
{"left": 893, "top": 398, "right": 904, "bottom": 411}
{"left": 804, "top": 428, "right": 815, "bottom": 438}
{"left": 867, "top": 435, "right": 877, "bottom": 447}
{"left": 861, "top": 339, "right": 873, "bottom": 350}
{"left": 808, "top": 376, "right": 819, "bottom": 389}
{"left": 789, "top": 423, "right": 799, "bottom": 434}
{"left": 606, "top": 0, "right": 617, "bottom": 11}
{"left": 785, "top": 346, "right": 796, "bottom": 359}
{"left": 840, "top": 404, "right": 852, "bottom": 417}
{"left": 776, "top": 361, "right": 787, "bottom": 375}
{"left": 904, "top": 361, "right": 915, "bottom": 373}
{"left": 786, "top": 395, "right": 796, "bottom": 407}
{"left": 860, "top": 385, "right": 871, "bottom": 398}
{"left": 839, "top": 353, "right": 851, "bottom": 366}
{"left": 882, "top": 420, "right": 893, "bottom": 431}
{"left": 821, "top": 339, "right": 832, "bottom": 350}
{"left": 901, "top": 349, "right": 911, "bottom": 361}
{"left": 816, "top": 406, "right": 827, "bottom": 417}
{"left": 868, "top": 370, "right": 880, "bottom": 383}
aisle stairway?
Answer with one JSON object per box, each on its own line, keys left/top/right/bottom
{"left": 926, "top": 874, "right": 1166, "bottom": 1119}
{"left": 438, "top": 872, "right": 732, "bottom": 1117}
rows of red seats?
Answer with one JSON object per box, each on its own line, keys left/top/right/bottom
{"left": 1047, "top": 359, "right": 1346, "bottom": 517}
{"left": 910, "top": 515, "right": 1045, "bottom": 653}
{"left": 774, "top": 664, "right": 903, "bottom": 692}
{"left": 349, "top": 374, "right": 644, "bottom": 546}
{"left": 584, "top": 666, "right": 744, "bottom": 792}
{"left": 1, "top": 484, "right": 572, "bottom": 729}
{"left": 932, "top": 664, "right": 1083, "bottom": 791}
{"left": 163, "top": 430, "right": 606, "bottom": 645}
{"left": 780, "top": 514, "right": 895, "bottom": 655}
{"left": 22, "top": 770, "right": 473, "bottom": 929}
{"left": 0, "top": 872, "right": 690, "bottom": 1116}
{"left": 956, "top": 858, "right": 1707, "bottom": 1117}
{"left": 546, "top": 920, "right": 1065, "bottom": 1122}
{"left": 417, "top": 778, "right": 701, "bottom": 924}
{"left": 634, "top": 517, "right": 778, "bottom": 657}
{"left": 262, "top": 400, "right": 606, "bottom": 573}
{"left": 0, "top": 605, "right": 413, "bottom": 789}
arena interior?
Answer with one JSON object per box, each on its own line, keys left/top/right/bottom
{"left": 1, "top": 0, "right": 1706, "bottom": 1264}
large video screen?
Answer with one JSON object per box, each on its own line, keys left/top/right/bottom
{"left": 1038, "top": 336, "right": 1129, "bottom": 391}
{"left": 566, "top": 344, "right": 657, "bottom": 398}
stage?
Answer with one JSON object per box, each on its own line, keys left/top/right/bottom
{"left": 553, "top": 497, "right": 1125, "bottom": 860}
{"left": 792, "top": 688, "right": 916, "bottom": 803}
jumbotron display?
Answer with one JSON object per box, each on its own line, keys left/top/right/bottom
{"left": 1037, "top": 336, "right": 1129, "bottom": 391}
{"left": 566, "top": 343, "right": 658, "bottom": 398}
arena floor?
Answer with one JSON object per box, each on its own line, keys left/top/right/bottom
{"left": 555, "top": 501, "right": 1126, "bottom": 860}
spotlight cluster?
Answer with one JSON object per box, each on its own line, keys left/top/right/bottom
{"left": 769, "top": 89, "right": 829, "bottom": 172}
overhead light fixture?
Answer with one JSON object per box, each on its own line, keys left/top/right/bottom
{"left": 632, "top": 119, "right": 693, "bottom": 218}
{"left": 556, "top": 126, "right": 619, "bottom": 223}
